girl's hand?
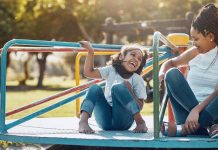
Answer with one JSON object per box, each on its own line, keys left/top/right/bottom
{"left": 79, "top": 41, "right": 94, "bottom": 53}
{"left": 184, "top": 108, "right": 199, "bottom": 134}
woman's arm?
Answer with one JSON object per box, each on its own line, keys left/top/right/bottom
{"left": 185, "top": 86, "right": 218, "bottom": 134}
{"left": 80, "top": 41, "right": 102, "bottom": 79}
{"left": 159, "top": 47, "right": 198, "bottom": 82}
{"left": 194, "top": 85, "right": 218, "bottom": 113}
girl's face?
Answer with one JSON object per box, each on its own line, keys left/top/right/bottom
{"left": 120, "top": 49, "right": 143, "bottom": 72}
{"left": 190, "top": 27, "right": 216, "bottom": 53}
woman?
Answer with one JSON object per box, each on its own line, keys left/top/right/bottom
{"left": 159, "top": 3, "right": 218, "bottom": 137}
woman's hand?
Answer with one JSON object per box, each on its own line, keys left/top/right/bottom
{"left": 159, "top": 72, "right": 165, "bottom": 84}
{"left": 79, "top": 41, "right": 94, "bottom": 53}
{"left": 214, "top": 83, "right": 218, "bottom": 92}
{"left": 184, "top": 108, "right": 199, "bottom": 134}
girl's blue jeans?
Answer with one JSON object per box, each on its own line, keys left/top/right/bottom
{"left": 80, "top": 83, "right": 140, "bottom": 130}
{"left": 165, "top": 68, "right": 218, "bottom": 134}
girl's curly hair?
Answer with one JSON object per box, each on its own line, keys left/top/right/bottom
{"left": 108, "top": 43, "right": 148, "bottom": 78}
{"left": 192, "top": 3, "right": 218, "bottom": 45}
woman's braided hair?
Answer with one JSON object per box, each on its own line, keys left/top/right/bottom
{"left": 192, "top": 3, "right": 218, "bottom": 45}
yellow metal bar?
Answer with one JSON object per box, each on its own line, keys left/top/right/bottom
{"left": 75, "top": 51, "right": 118, "bottom": 118}
{"left": 141, "top": 59, "right": 168, "bottom": 76}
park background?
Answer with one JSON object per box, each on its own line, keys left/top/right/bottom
{"left": 1, "top": 0, "right": 218, "bottom": 121}
{"left": 1, "top": 0, "right": 218, "bottom": 149}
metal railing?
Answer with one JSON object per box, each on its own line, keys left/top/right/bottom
{"left": 152, "top": 31, "right": 177, "bottom": 138}
{"left": 0, "top": 37, "right": 173, "bottom": 140}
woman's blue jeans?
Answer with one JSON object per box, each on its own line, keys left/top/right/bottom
{"left": 165, "top": 68, "right": 218, "bottom": 133}
{"left": 80, "top": 83, "right": 140, "bottom": 130}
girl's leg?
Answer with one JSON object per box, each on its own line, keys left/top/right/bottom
{"left": 79, "top": 84, "right": 112, "bottom": 133}
{"left": 93, "top": 86, "right": 113, "bottom": 130}
{"left": 111, "top": 83, "right": 147, "bottom": 132}
{"left": 111, "top": 84, "right": 134, "bottom": 130}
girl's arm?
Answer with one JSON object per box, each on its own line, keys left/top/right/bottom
{"left": 124, "top": 81, "right": 144, "bottom": 110}
{"left": 80, "top": 41, "right": 102, "bottom": 79}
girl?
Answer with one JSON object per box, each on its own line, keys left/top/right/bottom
{"left": 159, "top": 3, "right": 218, "bottom": 137}
{"left": 78, "top": 41, "right": 148, "bottom": 134}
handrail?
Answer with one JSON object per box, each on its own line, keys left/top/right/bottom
{"left": 0, "top": 39, "right": 122, "bottom": 133}
{"left": 0, "top": 38, "right": 173, "bottom": 135}
{"left": 152, "top": 31, "right": 177, "bottom": 138}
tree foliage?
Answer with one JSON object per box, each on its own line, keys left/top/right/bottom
{"left": 0, "top": 0, "right": 217, "bottom": 46}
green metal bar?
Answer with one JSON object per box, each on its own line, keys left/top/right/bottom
{"left": 159, "top": 89, "right": 169, "bottom": 129}
{"left": 152, "top": 31, "right": 176, "bottom": 139}
{"left": 152, "top": 32, "right": 161, "bottom": 138}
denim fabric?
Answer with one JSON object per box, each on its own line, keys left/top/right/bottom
{"left": 80, "top": 83, "right": 140, "bottom": 130}
{"left": 165, "top": 68, "right": 218, "bottom": 130}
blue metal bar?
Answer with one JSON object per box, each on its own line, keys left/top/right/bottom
{"left": 6, "top": 82, "right": 105, "bottom": 130}
{"left": 0, "top": 40, "right": 16, "bottom": 133}
{"left": 0, "top": 38, "right": 172, "bottom": 133}
{"left": 9, "top": 39, "right": 123, "bottom": 50}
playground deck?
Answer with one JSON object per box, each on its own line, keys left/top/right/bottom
{"left": 0, "top": 116, "right": 217, "bottom": 149}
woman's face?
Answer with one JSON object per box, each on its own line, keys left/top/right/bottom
{"left": 121, "top": 49, "right": 143, "bottom": 72}
{"left": 190, "top": 27, "right": 216, "bottom": 53}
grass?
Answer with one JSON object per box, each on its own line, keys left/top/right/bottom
{"left": 6, "top": 77, "right": 154, "bottom": 120}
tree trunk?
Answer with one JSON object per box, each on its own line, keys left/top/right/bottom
{"left": 36, "top": 53, "right": 49, "bottom": 88}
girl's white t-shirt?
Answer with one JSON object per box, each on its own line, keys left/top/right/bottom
{"left": 187, "top": 46, "right": 218, "bottom": 102}
{"left": 99, "top": 65, "right": 147, "bottom": 106}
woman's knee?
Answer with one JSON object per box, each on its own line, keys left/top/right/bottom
{"left": 165, "top": 68, "right": 179, "bottom": 80}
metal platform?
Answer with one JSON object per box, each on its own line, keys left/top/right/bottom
{"left": 0, "top": 116, "right": 217, "bottom": 149}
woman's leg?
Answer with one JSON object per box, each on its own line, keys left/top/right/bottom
{"left": 80, "top": 84, "right": 112, "bottom": 132}
{"left": 203, "top": 96, "right": 218, "bottom": 126}
{"left": 111, "top": 83, "right": 140, "bottom": 130}
{"left": 165, "top": 68, "right": 214, "bottom": 135}
{"left": 165, "top": 68, "right": 199, "bottom": 124}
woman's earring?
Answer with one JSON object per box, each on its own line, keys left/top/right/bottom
{"left": 210, "top": 39, "right": 213, "bottom": 42}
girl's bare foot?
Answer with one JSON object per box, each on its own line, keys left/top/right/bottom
{"left": 133, "top": 122, "right": 148, "bottom": 133}
{"left": 79, "top": 120, "right": 95, "bottom": 134}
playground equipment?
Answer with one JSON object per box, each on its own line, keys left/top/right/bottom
{"left": 0, "top": 32, "right": 217, "bottom": 148}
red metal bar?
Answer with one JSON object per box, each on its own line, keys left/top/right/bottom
{"left": 6, "top": 79, "right": 103, "bottom": 117}
{"left": 168, "top": 46, "right": 188, "bottom": 123}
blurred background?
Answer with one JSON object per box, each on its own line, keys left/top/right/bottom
{"left": 1, "top": 0, "right": 218, "bottom": 120}
{"left": 1, "top": 1, "right": 217, "bottom": 148}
